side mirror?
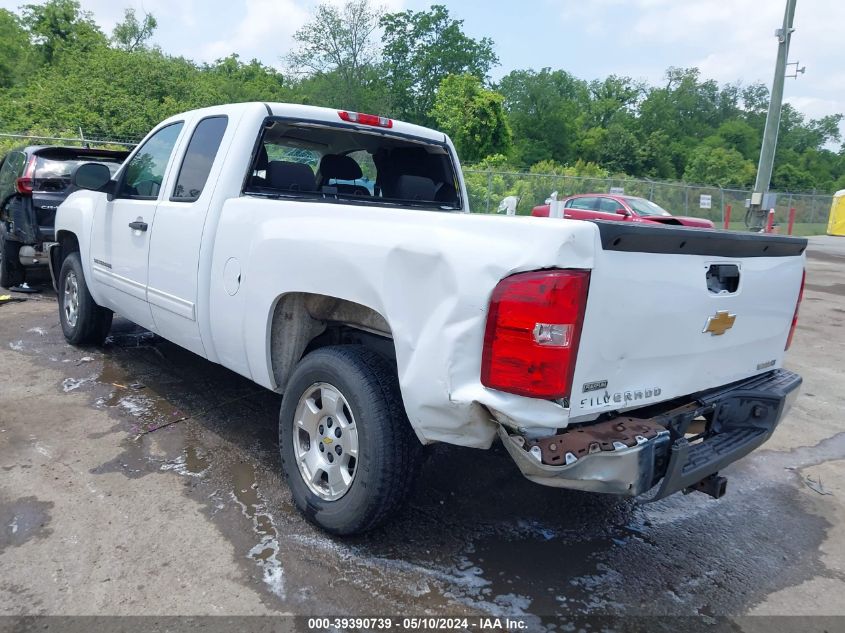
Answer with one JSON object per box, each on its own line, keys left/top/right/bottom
{"left": 72, "top": 163, "right": 114, "bottom": 193}
{"left": 615, "top": 208, "right": 631, "bottom": 216}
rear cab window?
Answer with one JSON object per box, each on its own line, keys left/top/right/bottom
{"left": 244, "top": 118, "right": 462, "bottom": 211}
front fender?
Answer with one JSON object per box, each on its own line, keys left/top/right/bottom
{"left": 54, "top": 191, "right": 104, "bottom": 304}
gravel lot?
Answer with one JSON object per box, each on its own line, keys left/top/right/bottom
{"left": 1, "top": 236, "right": 844, "bottom": 628}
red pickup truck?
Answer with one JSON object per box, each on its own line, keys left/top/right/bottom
{"left": 532, "top": 193, "right": 715, "bottom": 229}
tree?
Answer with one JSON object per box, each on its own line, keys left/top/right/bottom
{"left": 772, "top": 163, "right": 815, "bottom": 192}
{"left": 683, "top": 146, "right": 756, "bottom": 187}
{"left": 381, "top": 5, "right": 498, "bottom": 124}
{"left": 111, "top": 8, "right": 157, "bottom": 52}
{"left": 287, "top": 0, "right": 382, "bottom": 110}
{"left": 21, "top": 0, "right": 106, "bottom": 62}
{"left": 430, "top": 74, "right": 511, "bottom": 164}
{"left": 587, "top": 75, "right": 643, "bottom": 128}
{"left": 714, "top": 119, "right": 760, "bottom": 160}
{"left": 0, "top": 9, "right": 35, "bottom": 88}
{"left": 498, "top": 68, "right": 589, "bottom": 167}
{"left": 204, "top": 54, "right": 289, "bottom": 103}
{"left": 0, "top": 46, "right": 217, "bottom": 138}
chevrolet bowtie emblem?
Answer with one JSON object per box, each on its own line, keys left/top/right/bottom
{"left": 703, "top": 310, "right": 736, "bottom": 336}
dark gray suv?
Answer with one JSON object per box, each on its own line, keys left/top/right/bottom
{"left": 0, "top": 146, "right": 128, "bottom": 288}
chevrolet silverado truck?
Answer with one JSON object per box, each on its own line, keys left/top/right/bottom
{"left": 50, "top": 103, "right": 806, "bottom": 535}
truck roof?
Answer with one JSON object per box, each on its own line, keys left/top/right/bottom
{"left": 157, "top": 102, "right": 448, "bottom": 144}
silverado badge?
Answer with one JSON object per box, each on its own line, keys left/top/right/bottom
{"left": 703, "top": 310, "right": 736, "bottom": 336}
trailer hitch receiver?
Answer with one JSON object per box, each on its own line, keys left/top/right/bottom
{"left": 685, "top": 473, "right": 728, "bottom": 499}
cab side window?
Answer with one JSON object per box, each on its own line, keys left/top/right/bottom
{"left": 171, "top": 116, "right": 228, "bottom": 202}
{"left": 117, "top": 122, "right": 184, "bottom": 200}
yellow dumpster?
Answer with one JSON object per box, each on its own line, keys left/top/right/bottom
{"left": 829, "top": 189, "right": 845, "bottom": 236}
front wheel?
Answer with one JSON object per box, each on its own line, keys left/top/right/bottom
{"left": 58, "top": 252, "right": 113, "bottom": 346}
{"left": 279, "top": 345, "right": 422, "bottom": 535}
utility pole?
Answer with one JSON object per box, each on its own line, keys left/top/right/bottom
{"left": 748, "top": 0, "right": 798, "bottom": 231}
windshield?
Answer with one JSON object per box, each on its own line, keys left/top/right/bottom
{"left": 244, "top": 119, "right": 462, "bottom": 211}
{"left": 623, "top": 196, "right": 672, "bottom": 217}
{"left": 33, "top": 155, "right": 123, "bottom": 194}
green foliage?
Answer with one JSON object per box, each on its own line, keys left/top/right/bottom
{"left": 772, "top": 163, "right": 816, "bottom": 192}
{"left": 0, "top": 46, "right": 291, "bottom": 139}
{"left": 683, "top": 146, "right": 756, "bottom": 188}
{"left": 111, "top": 8, "right": 157, "bottom": 52}
{"left": 0, "top": 9, "right": 36, "bottom": 88}
{"left": 498, "top": 68, "right": 588, "bottom": 167}
{"left": 430, "top": 74, "right": 511, "bottom": 164}
{"left": 202, "top": 54, "right": 290, "bottom": 104}
{"left": 381, "top": 5, "right": 498, "bottom": 125}
{"left": 21, "top": 0, "right": 106, "bottom": 63}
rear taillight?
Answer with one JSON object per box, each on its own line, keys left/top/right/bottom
{"left": 338, "top": 110, "right": 393, "bottom": 128}
{"left": 481, "top": 270, "right": 590, "bottom": 400}
{"left": 785, "top": 269, "right": 805, "bottom": 350}
{"left": 15, "top": 156, "right": 36, "bottom": 195}
{"left": 15, "top": 177, "right": 33, "bottom": 195}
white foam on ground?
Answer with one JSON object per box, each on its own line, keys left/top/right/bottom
{"left": 62, "top": 375, "right": 95, "bottom": 392}
{"left": 230, "top": 486, "right": 286, "bottom": 601}
{"left": 159, "top": 453, "right": 206, "bottom": 477}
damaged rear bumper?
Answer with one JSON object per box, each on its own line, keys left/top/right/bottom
{"left": 500, "top": 369, "right": 802, "bottom": 499}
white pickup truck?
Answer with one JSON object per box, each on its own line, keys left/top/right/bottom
{"left": 50, "top": 102, "right": 806, "bottom": 534}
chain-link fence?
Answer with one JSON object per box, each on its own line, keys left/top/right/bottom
{"left": 463, "top": 169, "right": 834, "bottom": 235}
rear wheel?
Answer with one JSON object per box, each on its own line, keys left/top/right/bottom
{"left": 58, "top": 252, "right": 113, "bottom": 345}
{"left": 0, "top": 237, "right": 24, "bottom": 288}
{"left": 279, "top": 345, "right": 422, "bottom": 535}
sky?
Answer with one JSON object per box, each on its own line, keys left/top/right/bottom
{"left": 3, "top": 0, "right": 844, "bottom": 140}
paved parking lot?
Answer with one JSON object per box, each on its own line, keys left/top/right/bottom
{"left": 1, "top": 237, "right": 844, "bottom": 626}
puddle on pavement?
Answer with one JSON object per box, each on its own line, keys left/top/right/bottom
{"left": 159, "top": 445, "right": 210, "bottom": 477}
{"left": 454, "top": 534, "right": 619, "bottom": 616}
{"left": 95, "top": 353, "right": 188, "bottom": 435}
{"left": 0, "top": 496, "right": 54, "bottom": 553}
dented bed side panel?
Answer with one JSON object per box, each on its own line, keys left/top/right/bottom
{"left": 208, "top": 200, "right": 598, "bottom": 447}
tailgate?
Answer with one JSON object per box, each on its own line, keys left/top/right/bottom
{"left": 568, "top": 222, "right": 807, "bottom": 422}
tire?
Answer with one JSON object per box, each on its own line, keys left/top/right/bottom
{"left": 279, "top": 345, "right": 423, "bottom": 535}
{"left": 0, "top": 237, "right": 24, "bottom": 288}
{"left": 58, "top": 251, "right": 113, "bottom": 346}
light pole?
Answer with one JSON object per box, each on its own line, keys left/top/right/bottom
{"left": 748, "top": 0, "right": 798, "bottom": 231}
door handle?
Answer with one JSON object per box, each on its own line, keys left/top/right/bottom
{"left": 128, "top": 220, "right": 148, "bottom": 232}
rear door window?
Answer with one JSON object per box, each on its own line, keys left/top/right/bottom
{"left": 171, "top": 116, "right": 228, "bottom": 202}
{"left": 569, "top": 197, "right": 597, "bottom": 210}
